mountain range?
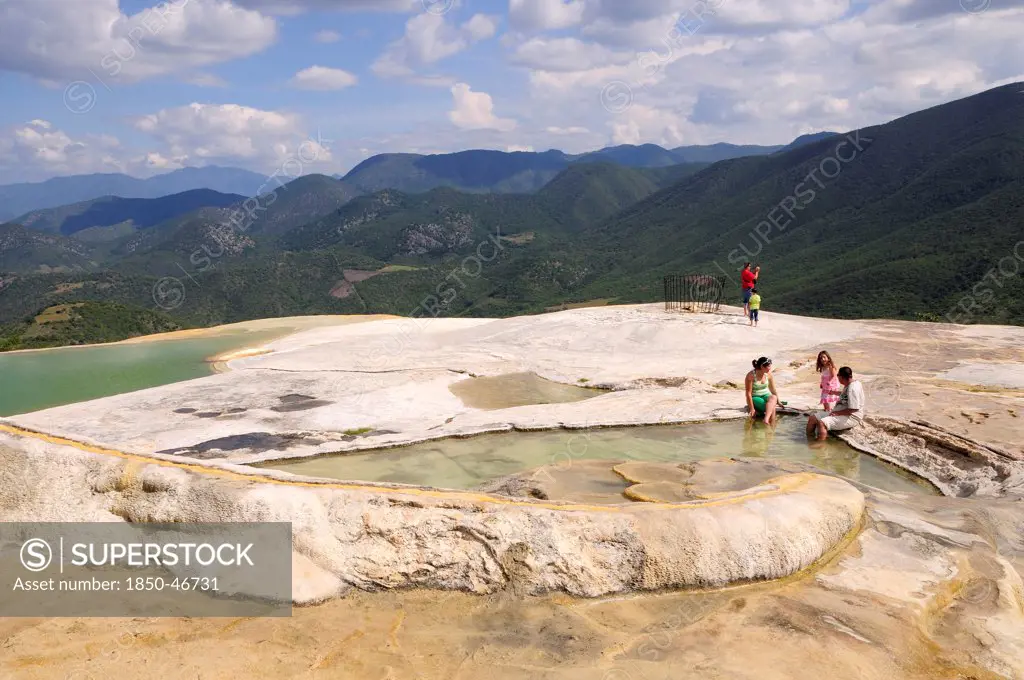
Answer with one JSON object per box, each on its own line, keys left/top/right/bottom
{"left": 14, "top": 189, "right": 247, "bottom": 237}
{"left": 334, "top": 134, "right": 838, "bottom": 195}
{"left": 1, "top": 133, "right": 837, "bottom": 221}
{"left": 0, "top": 166, "right": 267, "bottom": 221}
{"left": 0, "top": 84, "right": 1021, "bottom": 351}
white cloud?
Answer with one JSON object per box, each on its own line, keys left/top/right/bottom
{"left": 506, "top": 144, "right": 535, "bottom": 152}
{"left": 515, "top": 3, "right": 1024, "bottom": 149}
{"left": 313, "top": 29, "right": 342, "bottom": 43}
{"left": 0, "top": 120, "right": 126, "bottom": 181}
{"left": 131, "top": 103, "right": 333, "bottom": 170}
{"left": 584, "top": 9, "right": 748, "bottom": 50}
{"left": 371, "top": 12, "right": 499, "bottom": 79}
{"left": 577, "top": 0, "right": 854, "bottom": 45}
{"left": 579, "top": 0, "right": 684, "bottom": 25}
{"left": 508, "top": 0, "right": 585, "bottom": 32}
{"left": 234, "top": 0, "right": 416, "bottom": 13}
{"left": 0, "top": 120, "right": 205, "bottom": 183}
{"left": 857, "top": 0, "right": 1024, "bottom": 24}
{"left": 528, "top": 63, "right": 639, "bottom": 97}
{"left": 577, "top": 0, "right": 851, "bottom": 41}
{"left": 448, "top": 83, "right": 517, "bottom": 131}
{"left": 510, "top": 37, "right": 631, "bottom": 72}
{"left": 463, "top": 14, "right": 498, "bottom": 41}
{"left": 290, "top": 65, "right": 358, "bottom": 90}
{"left": 6, "top": 0, "right": 1024, "bottom": 186}
{"left": 138, "top": 152, "right": 186, "bottom": 171}
{"left": 711, "top": 0, "right": 851, "bottom": 28}
{"left": 609, "top": 104, "right": 691, "bottom": 146}
{"left": 0, "top": 0, "right": 276, "bottom": 83}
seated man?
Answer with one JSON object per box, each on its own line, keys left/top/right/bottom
{"left": 806, "top": 366, "right": 865, "bottom": 440}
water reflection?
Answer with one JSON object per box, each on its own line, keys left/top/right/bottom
{"left": 809, "top": 442, "right": 860, "bottom": 479}
{"left": 742, "top": 419, "right": 776, "bottom": 458}
{"left": 258, "top": 418, "right": 937, "bottom": 496}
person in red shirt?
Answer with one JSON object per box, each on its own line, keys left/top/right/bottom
{"left": 741, "top": 263, "right": 759, "bottom": 316}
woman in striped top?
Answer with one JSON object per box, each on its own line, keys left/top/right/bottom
{"left": 745, "top": 356, "right": 780, "bottom": 424}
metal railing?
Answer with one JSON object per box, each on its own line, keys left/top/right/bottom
{"left": 663, "top": 274, "right": 725, "bottom": 313}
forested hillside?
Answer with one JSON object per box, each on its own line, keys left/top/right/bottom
{"left": 1, "top": 85, "right": 1021, "bottom": 349}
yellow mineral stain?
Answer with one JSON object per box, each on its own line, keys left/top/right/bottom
{"left": 115, "top": 460, "right": 142, "bottom": 491}
{"left": 133, "top": 632, "right": 172, "bottom": 647}
{"left": 219, "top": 618, "right": 249, "bottom": 635}
{"left": 9, "top": 656, "right": 50, "bottom": 669}
{"left": 387, "top": 610, "right": 406, "bottom": 648}
{"left": 310, "top": 629, "right": 365, "bottom": 670}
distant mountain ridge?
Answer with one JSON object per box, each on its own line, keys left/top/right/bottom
{"left": 337, "top": 135, "right": 835, "bottom": 195}
{"left": 0, "top": 166, "right": 267, "bottom": 221}
{"left": 13, "top": 189, "right": 247, "bottom": 236}
{"left": 108, "top": 173, "right": 360, "bottom": 269}
{"left": 782, "top": 132, "right": 841, "bottom": 149}
{"left": 339, "top": 149, "right": 572, "bottom": 194}
{"left": 1, "top": 82, "right": 1023, "bottom": 351}
{"left": 279, "top": 162, "right": 692, "bottom": 262}
{"left": 2, "top": 134, "right": 835, "bottom": 220}
{"left": 574, "top": 144, "right": 691, "bottom": 167}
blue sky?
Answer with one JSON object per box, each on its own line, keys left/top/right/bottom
{"left": 0, "top": 0, "right": 1022, "bottom": 184}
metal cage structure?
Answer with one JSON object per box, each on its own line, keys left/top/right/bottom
{"left": 663, "top": 274, "right": 726, "bottom": 313}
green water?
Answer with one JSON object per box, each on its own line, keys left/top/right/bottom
{"left": 0, "top": 331, "right": 279, "bottom": 417}
{"left": 257, "top": 418, "right": 938, "bottom": 496}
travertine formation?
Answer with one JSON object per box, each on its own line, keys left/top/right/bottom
{"left": 839, "top": 416, "right": 1024, "bottom": 498}
{"left": 1, "top": 305, "right": 1022, "bottom": 679}
{"left": 0, "top": 428, "right": 865, "bottom": 600}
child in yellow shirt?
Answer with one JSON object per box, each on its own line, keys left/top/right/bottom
{"left": 748, "top": 288, "right": 761, "bottom": 327}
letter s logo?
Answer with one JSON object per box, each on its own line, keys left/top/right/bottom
{"left": 63, "top": 82, "right": 97, "bottom": 114}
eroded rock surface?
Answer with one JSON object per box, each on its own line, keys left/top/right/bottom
{"left": 0, "top": 431, "right": 865, "bottom": 601}
{"left": 3, "top": 446, "right": 1023, "bottom": 679}
{"left": 2, "top": 306, "right": 1023, "bottom": 678}
{"left": 840, "top": 416, "right": 1024, "bottom": 498}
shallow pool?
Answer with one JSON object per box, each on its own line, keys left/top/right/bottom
{"left": 256, "top": 418, "right": 938, "bottom": 496}
{"left": 448, "top": 372, "right": 604, "bottom": 410}
{"left": 0, "top": 330, "right": 281, "bottom": 417}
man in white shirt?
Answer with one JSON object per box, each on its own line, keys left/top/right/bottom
{"left": 806, "top": 366, "right": 866, "bottom": 440}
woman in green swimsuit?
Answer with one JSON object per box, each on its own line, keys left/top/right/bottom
{"left": 745, "top": 356, "right": 780, "bottom": 424}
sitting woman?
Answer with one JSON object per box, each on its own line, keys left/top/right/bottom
{"left": 816, "top": 350, "right": 842, "bottom": 412}
{"left": 745, "top": 356, "right": 780, "bottom": 424}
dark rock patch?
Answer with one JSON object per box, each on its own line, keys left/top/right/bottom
{"left": 279, "top": 394, "right": 316, "bottom": 403}
{"left": 157, "top": 432, "right": 323, "bottom": 458}
{"left": 271, "top": 399, "right": 333, "bottom": 413}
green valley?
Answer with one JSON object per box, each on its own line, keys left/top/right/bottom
{"left": 1, "top": 84, "right": 1021, "bottom": 349}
